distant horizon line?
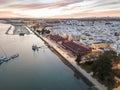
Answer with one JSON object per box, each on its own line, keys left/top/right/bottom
{"left": 0, "top": 16, "right": 120, "bottom": 20}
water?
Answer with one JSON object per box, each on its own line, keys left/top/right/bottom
{"left": 0, "top": 23, "right": 89, "bottom": 90}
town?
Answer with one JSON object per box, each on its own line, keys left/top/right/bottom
{"left": 26, "top": 17, "right": 120, "bottom": 90}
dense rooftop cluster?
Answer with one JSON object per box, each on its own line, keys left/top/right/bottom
{"left": 46, "top": 20, "right": 120, "bottom": 53}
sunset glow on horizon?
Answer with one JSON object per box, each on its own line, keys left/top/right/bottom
{"left": 0, "top": 0, "right": 120, "bottom": 18}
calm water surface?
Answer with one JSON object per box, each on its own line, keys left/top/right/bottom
{"left": 0, "top": 23, "right": 89, "bottom": 90}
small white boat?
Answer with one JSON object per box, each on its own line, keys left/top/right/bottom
{"left": 0, "top": 56, "right": 7, "bottom": 60}
{"left": 0, "top": 54, "right": 19, "bottom": 64}
{"left": 10, "top": 54, "right": 19, "bottom": 59}
{"left": 3, "top": 57, "right": 11, "bottom": 62}
{"left": 0, "top": 56, "right": 7, "bottom": 64}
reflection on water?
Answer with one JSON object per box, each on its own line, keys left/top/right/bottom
{"left": 0, "top": 23, "right": 89, "bottom": 90}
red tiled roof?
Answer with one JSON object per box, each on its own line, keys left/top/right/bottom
{"left": 62, "top": 41, "right": 90, "bottom": 54}
{"left": 50, "top": 35, "right": 65, "bottom": 41}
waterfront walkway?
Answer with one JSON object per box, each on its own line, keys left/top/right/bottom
{"left": 37, "top": 34, "right": 107, "bottom": 90}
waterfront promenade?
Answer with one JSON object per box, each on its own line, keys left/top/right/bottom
{"left": 33, "top": 31, "right": 107, "bottom": 90}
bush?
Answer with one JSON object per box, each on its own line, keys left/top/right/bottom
{"left": 80, "top": 61, "right": 94, "bottom": 73}
{"left": 84, "top": 61, "right": 94, "bottom": 65}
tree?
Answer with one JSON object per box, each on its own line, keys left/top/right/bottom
{"left": 33, "top": 25, "right": 37, "bottom": 30}
{"left": 75, "top": 54, "right": 82, "bottom": 64}
{"left": 41, "top": 28, "right": 45, "bottom": 35}
{"left": 92, "top": 51, "right": 115, "bottom": 89}
{"left": 45, "top": 30, "right": 50, "bottom": 34}
{"left": 104, "top": 50, "right": 117, "bottom": 60}
{"left": 33, "top": 23, "right": 40, "bottom": 31}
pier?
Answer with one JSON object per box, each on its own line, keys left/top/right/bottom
{"left": 5, "top": 26, "right": 12, "bottom": 34}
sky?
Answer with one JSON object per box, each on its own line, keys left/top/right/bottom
{"left": 0, "top": 0, "right": 120, "bottom": 18}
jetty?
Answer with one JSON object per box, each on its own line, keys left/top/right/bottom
{"left": 5, "top": 26, "right": 12, "bottom": 34}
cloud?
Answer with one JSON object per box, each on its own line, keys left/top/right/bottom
{"left": 52, "top": 10, "right": 120, "bottom": 18}
{"left": 0, "top": 10, "right": 31, "bottom": 18}
{"left": 0, "top": 11, "right": 17, "bottom": 17}
{"left": 6, "top": 3, "right": 65, "bottom": 10}
{"left": 5, "top": 0, "right": 82, "bottom": 10}
{"left": 60, "top": 0, "right": 120, "bottom": 15}
{"left": 0, "top": 0, "right": 120, "bottom": 18}
{"left": 0, "top": 0, "right": 13, "bottom": 4}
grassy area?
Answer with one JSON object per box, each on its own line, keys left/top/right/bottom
{"left": 80, "top": 61, "right": 94, "bottom": 73}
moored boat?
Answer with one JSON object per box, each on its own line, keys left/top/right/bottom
{"left": 10, "top": 54, "right": 19, "bottom": 59}
{"left": 0, "top": 56, "right": 7, "bottom": 60}
{"left": 32, "top": 45, "right": 39, "bottom": 51}
{"left": 19, "top": 33, "right": 25, "bottom": 36}
{"left": 3, "top": 57, "right": 11, "bottom": 62}
{"left": 0, "top": 56, "right": 7, "bottom": 64}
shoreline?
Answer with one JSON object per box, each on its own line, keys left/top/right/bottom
{"left": 27, "top": 26, "right": 94, "bottom": 89}
{"left": 29, "top": 28, "right": 107, "bottom": 90}
{"left": 49, "top": 46, "right": 94, "bottom": 87}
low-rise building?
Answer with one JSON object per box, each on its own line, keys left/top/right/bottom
{"left": 50, "top": 34, "right": 67, "bottom": 44}
{"left": 91, "top": 43, "right": 110, "bottom": 50}
{"left": 62, "top": 41, "right": 91, "bottom": 56}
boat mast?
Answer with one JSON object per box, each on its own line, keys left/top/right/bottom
{"left": 0, "top": 45, "right": 7, "bottom": 57}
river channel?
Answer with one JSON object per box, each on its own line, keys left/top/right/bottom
{"left": 0, "top": 23, "right": 89, "bottom": 90}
